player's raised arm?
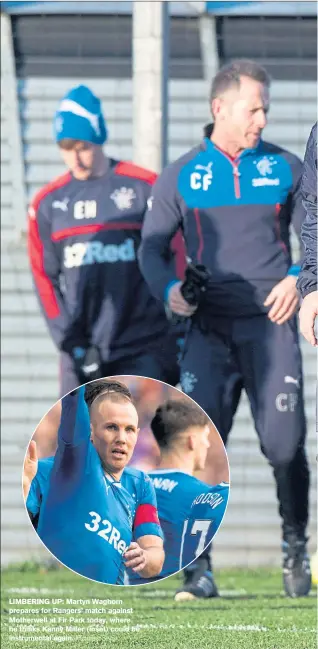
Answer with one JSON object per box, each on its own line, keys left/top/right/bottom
{"left": 58, "top": 386, "right": 90, "bottom": 446}
{"left": 51, "top": 385, "right": 92, "bottom": 485}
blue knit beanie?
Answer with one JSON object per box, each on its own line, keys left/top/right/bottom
{"left": 54, "top": 85, "right": 107, "bottom": 145}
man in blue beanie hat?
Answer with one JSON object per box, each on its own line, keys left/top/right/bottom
{"left": 28, "top": 85, "right": 185, "bottom": 394}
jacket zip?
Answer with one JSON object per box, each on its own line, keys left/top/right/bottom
{"left": 232, "top": 164, "right": 241, "bottom": 199}
{"left": 214, "top": 145, "right": 241, "bottom": 199}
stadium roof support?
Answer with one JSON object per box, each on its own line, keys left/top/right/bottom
{"left": 132, "top": 1, "right": 169, "bottom": 172}
{"left": 1, "top": 12, "right": 27, "bottom": 239}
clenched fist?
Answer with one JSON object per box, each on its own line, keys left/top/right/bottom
{"left": 167, "top": 282, "right": 197, "bottom": 317}
{"left": 123, "top": 542, "right": 147, "bottom": 573}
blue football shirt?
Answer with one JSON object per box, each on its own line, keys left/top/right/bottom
{"left": 180, "top": 481, "right": 229, "bottom": 568}
{"left": 127, "top": 470, "right": 229, "bottom": 584}
{"left": 26, "top": 387, "right": 162, "bottom": 585}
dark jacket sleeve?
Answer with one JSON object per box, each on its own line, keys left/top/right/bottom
{"left": 277, "top": 151, "right": 305, "bottom": 276}
{"left": 138, "top": 164, "right": 184, "bottom": 301}
{"left": 296, "top": 123, "right": 317, "bottom": 298}
{"left": 27, "top": 196, "right": 70, "bottom": 348}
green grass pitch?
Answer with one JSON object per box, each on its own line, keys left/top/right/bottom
{"left": 1, "top": 564, "right": 316, "bottom": 649}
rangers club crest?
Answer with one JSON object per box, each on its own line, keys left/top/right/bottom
{"left": 180, "top": 371, "right": 198, "bottom": 394}
{"left": 254, "top": 156, "right": 277, "bottom": 176}
{"left": 110, "top": 187, "right": 136, "bottom": 210}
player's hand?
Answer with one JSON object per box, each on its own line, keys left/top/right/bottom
{"left": 123, "top": 542, "right": 147, "bottom": 573}
{"left": 71, "top": 345, "right": 102, "bottom": 382}
{"left": 23, "top": 440, "right": 38, "bottom": 500}
{"left": 299, "top": 291, "right": 318, "bottom": 346}
{"left": 264, "top": 276, "right": 299, "bottom": 325}
{"left": 168, "top": 282, "right": 197, "bottom": 317}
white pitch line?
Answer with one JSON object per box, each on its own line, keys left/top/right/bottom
{"left": 207, "top": 624, "right": 267, "bottom": 632}
{"left": 135, "top": 588, "right": 248, "bottom": 598}
{"left": 135, "top": 588, "right": 317, "bottom": 599}
{"left": 206, "top": 625, "right": 316, "bottom": 634}
{"left": 120, "top": 623, "right": 316, "bottom": 633}
{"left": 5, "top": 588, "right": 73, "bottom": 594}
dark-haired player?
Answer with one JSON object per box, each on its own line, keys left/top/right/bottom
{"left": 23, "top": 380, "right": 164, "bottom": 584}
{"left": 126, "top": 399, "right": 229, "bottom": 597}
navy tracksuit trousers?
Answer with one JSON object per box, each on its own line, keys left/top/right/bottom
{"left": 180, "top": 313, "right": 309, "bottom": 540}
{"left": 59, "top": 336, "right": 181, "bottom": 397}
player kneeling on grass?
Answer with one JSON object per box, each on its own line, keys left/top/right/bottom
{"left": 23, "top": 380, "right": 164, "bottom": 585}
{"left": 126, "top": 399, "right": 229, "bottom": 599}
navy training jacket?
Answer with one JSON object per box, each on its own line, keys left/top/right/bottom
{"left": 28, "top": 158, "right": 186, "bottom": 361}
{"left": 297, "top": 122, "right": 317, "bottom": 298}
{"left": 139, "top": 127, "right": 305, "bottom": 318}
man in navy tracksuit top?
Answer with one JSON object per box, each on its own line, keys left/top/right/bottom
{"left": 27, "top": 85, "right": 185, "bottom": 394}
{"left": 139, "top": 60, "right": 311, "bottom": 598}
{"left": 297, "top": 123, "right": 317, "bottom": 346}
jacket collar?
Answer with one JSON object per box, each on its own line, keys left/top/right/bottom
{"left": 202, "top": 123, "right": 262, "bottom": 159}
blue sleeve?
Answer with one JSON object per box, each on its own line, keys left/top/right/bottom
{"left": 52, "top": 386, "right": 91, "bottom": 484}
{"left": 164, "top": 279, "right": 181, "bottom": 303}
{"left": 192, "top": 488, "right": 228, "bottom": 533}
{"left": 181, "top": 485, "right": 229, "bottom": 565}
{"left": 26, "top": 474, "right": 43, "bottom": 517}
{"left": 58, "top": 386, "right": 90, "bottom": 446}
{"left": 133, "top": 475, "right": 163, "bottom": 540}
{"left": 26, "top": 458, "right": 54, "bottom": 518}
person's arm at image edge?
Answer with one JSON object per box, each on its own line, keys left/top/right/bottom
{"left": 297, "top": 123, "right": 318, "bottom": 345}
{"left": 297, "top": 123, "right": 317, "bottom": 300}
{"left": 264, "top": 155, "right": 304, "bottom": 325}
